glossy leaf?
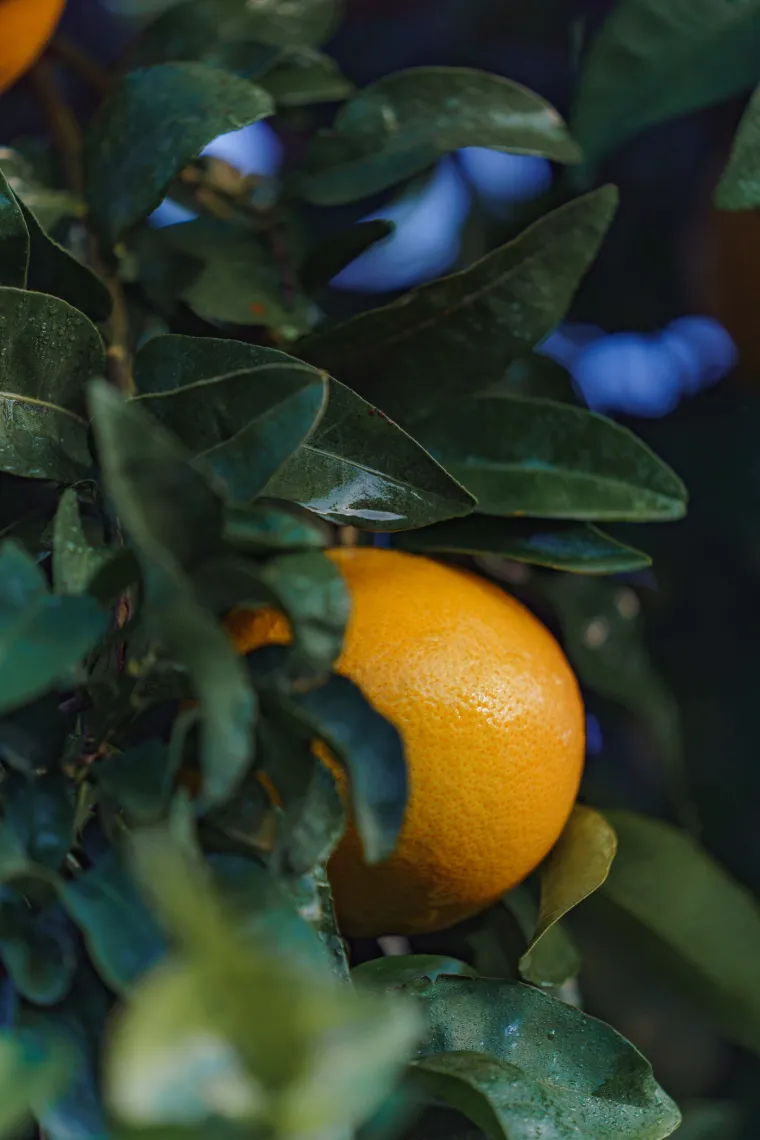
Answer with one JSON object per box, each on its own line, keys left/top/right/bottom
{"left": 300, "top": 219, "right": 394, "bottom": 294}
{"left": 0, "top": 288, "right": 102, "bottom": 481}
{"left": 17, "top": 197, "right": 112, "bottom": 325}
{"left": 157, "top": 220, "right": 312, "bottom": 335}
{"left": 571, "top": 0, "right": 760, "bottom": 177}
{"left": 715, "top": 83, "right": 760, "bottom": 210}
{"left": 405, "top": 976, "right": 680, "bottom": 1139}
{"left": 301, "top": 67, "right": 580, "bottom": 205}
{"left": 249, "top": 654, "right": 407, "bottom": 864}
{"left": 600, "top": 811, "right": 760, "bottom": 1057}
{"left": 61, "top": 850, "right": 166, "bottom": 994}
{"left": 415, "top": 394, "right": 687, "bottom": 521}
{"left": 395, "top": 516, "right": 652, "bottom": 573}
{"left": 0, "top": 1032, "right": 70, "bottom": 1137}
{"left": 300, "top": 187, "right": 618, "bottom": 422}
{"left": 52, "top": 489, "right": 111, "bottom": 595}
{"left": 85, "top": 64, "right": 274, "bottom": 244}
{"left": 354, "top": 955, "right": 477, "bottom": 991}
{"left": 262, "top": 48, "right": 354, "bottom": 107}
{"left": 519, "top": 805, "right": 617, "bottom": 987}
{"left": 0, "top": 542, "right": 109, "bottom": 716}
{"left": 133, "top": 363, "right": 329, "bottom": 503}
{"left": 133, "top": 331, "right": 475, "bottom": 530}
{"left": 0, "top": 168, "right": 29, "bottom": 287}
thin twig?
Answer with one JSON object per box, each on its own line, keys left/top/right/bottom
{"left": 29, "top": 56, "right": 134, "bottom": 393}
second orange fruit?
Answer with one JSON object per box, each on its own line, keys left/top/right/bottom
{"left": 226, "top": 548, "right": 585, "bottom": 938}
{"left": 0, "top": 0, "right": 65, "bottom": 94}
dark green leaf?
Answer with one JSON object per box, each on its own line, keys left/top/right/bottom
{"left": 133, "top": 332, "right": 476, "bottom": 530}
{"left": 16, "top": 197, "right": 112, "bottom": 324}
{"left": 0, "top": 169, "right": 29, "bottom": 287}
{"left": 0, "top": 1031, "right": 71, "bottom": 1137}
{"left": 95, "top": 739, "right": 178, "bottom": 825}
{"left": 504, "top": 884, "right": 580, "bottom": 993}
{"left": 518, "top": 805, "right": 617, "bottom": 987}
{"left": 405, "top": 976, "right": 680, "bottom": 1139}
{"left": 300, "top": 220, "right": 394, "bottom": 294}
{"left": 224, "top": 502, "right": 328, "bottom": 554}
{"left": 0, "top": 695, "right": 68, "bottom": 776}
{"left": 133, "top": 363, "right": 329, "bottom": 503}
{"left": 2, "top": 769, "right": 75, "bottom": 870}
{"left": 279, "top": 761, "right": 345, "bottom": 875}
{"left": 415, "top": 394, "right": 687, "bottom": 521}
{"left": 250, "top": 658, "right": 406, "bottom": 863}
{"left": 715, "top": 83, "right": 760, "bottom": 210}
{"left": 395, "top": 517, "right": 652, "bottom": 573}
{"left": 0, "top": 894, "right": 76, "bottom": 1005}
{"left": 261, "top": 48, "right": 354, "bottom": 107}
{"left": 157, "top": 220, "right": 312, "bottom": 335}
{"left": 300, "top": 188, "right": 618, "bottom": 422}
{"left": 353, "top": 955, "right": 477, "bottom": 991}
{"left": 52, "top": 489, "right": 112, "bottom": 595}
{"left": 0, "top": 542, "right": 109, "bottom": 715}
{"left": 599, "top": 811, "right": 760, "bottom": 1057}
{"left": 571, "top": 0, "right": 760, "bottom": 178}
{"left": 85, "top": 64, "right": 275, "bottom": 245}
{"left": 301, "top": 67, "right": 580, "bottom": 206}
{"left": 0, "top": 288, "right": 102, "bottom": 481}
{"left": 61, "top": 850, "right": 166, "bottom": 994}
{"left": 491, "top": 352, "right": 578, "bottom": 403}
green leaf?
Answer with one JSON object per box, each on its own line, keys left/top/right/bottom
{"left": 599, "top": 811, "right": 760, "bottom": 1058}
{"left": 224, "top": 503, "right": 327, "bottom": 554}
{"left": 0, "top": 1032, "right": 71, "bottom": 1137}
{"left": 571, "top": 0, "right": 760, "bottom": 177}
{"left": 133, "top": 332, "right": 476, "bottom": 530}
{"left": 61, "top": 850, "right": 167, "bottom": 994}
{"left": 353, "top": 955, "right": 477, "bottom": 991}
{"left": 249, "top": 656, "right": 406, "bottom": 863}
{"left": 156, "top": 220, "right": 312, "bottom": 336}
{"left": 394, "top": 517, "right": 652, "bottom": 574}
{"left": 504, "top": 884, "right": 581, "bottom": 994}
{"left": 278, "top": 761, "right": 345, "bottom": 875}
{"left": 405, "top": 976, "right": 681, "bottom": 1140}
{"left": 415, "top": 394, "right": 687, "bottom": 521}
{"left": 300, "top": 219, "right": 394, "bottom": 294}
{"left": 261, "top": 48, "right": 354, "bottom": 107}
{"left": 85, "top": 64, "right": 274, "bottom": 245}
{"left": 0, "top": 288, "right": 102, "bottom": 481}
{"left": 16, "top": 196, "right": 112, "bottom": 325}
{"left": 1, "top": 769, "right": 75, "bottom": 870}
{"left": 0, "top": 169, "right": 29, "bottom": 288}
{"left": 518, "top": 805, "right": 617, "bottom": 987}
{"left": 0, "top": 542, "right": 109, "bottom": 715}
{"left": 0, "top": 695, "right": 68, "bottom": 777}
{"left": 52, "top": 489, "right": 112, "bottom": 595}
{"left": 89, "top": 383, "right": 256, "bottom": 808}
{"left": 300, "top": 67, "right": 580, "bottom": 205}
{"left": 300, "top": 187, "right": 618, "bottom": 422}
{"left": 0, "top": 894, "right": 77, "bottom": 1005}
{"left": 491, "top": 352, "right": 579, "bottom": 403}
{"left": 133, "top": 363, "right": 329, "bottom": 504}
{"left": 95, "top": 739, "right": 178, "bottom": 825}
{"left": 715, "top": 83, "right": 760, "bottom": 210}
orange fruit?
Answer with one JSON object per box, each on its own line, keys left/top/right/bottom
{"left": 226, "top": 548, "right": 584, "bottom": 937}
{"left": 0, "top": 0, "right": 65, "bottom": 94}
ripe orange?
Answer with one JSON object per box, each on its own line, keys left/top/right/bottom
{"left": 0, "top": 0, "right": 65, "bottom": 94}
{"left": 226, "top": 548, "right": 584, "bottom": 937}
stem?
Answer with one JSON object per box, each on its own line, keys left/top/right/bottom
{"left": 28, "top": 56, "right": 134, "bottom": 393}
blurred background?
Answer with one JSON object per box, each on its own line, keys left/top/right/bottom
{"left": 7, "top": 0, "right": 760, "bottom": 1133}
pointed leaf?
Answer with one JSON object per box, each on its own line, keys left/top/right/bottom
{"left": 519, "top": 805, "right": 617, "bottom": 987}
{"left": 262, "top": 48, "right": 354, "bottom": 107}
{"left": 600, "top": 811, "right": 760, "bottom": 1057}
{"left": 0, "top": 289, "right": 103, "bottom": 481}
{"left": 52, "top": 489, "right": 112, "bottom": 595}
{"left": 85, "top": 63, "right": 275, "bottom": 244}
{"left": 133, "top": 333, "right": 294, "bottom": 395}
{"left": 715, "top": 83, "right": 760, "bottom": 210}
{"left": 0, "top": 169, "right": 29, "bottom": 287}
{"left": 16, "top": 196, "right": 112, "bottom": 324}
{"left": 301, "top": 67, "right": 580, "bottom": 205}
{"left": 300, "top": 219, "right": 394, "bottom": 294}
{"left": 395, "top": 517, "right": 651, "bottom": 574}
{"left": 133, "top": 364, "right": 329, "bottom": 503}
{"left": 416, "top": 394, "right": 686, "bottom": 521}
{"left": 300, "top": 188, "right": 618, "bottom": 421}
{"left": 405, "top": 976, "right": 680, "bottom": 1140}
{"left": 571, "top": 0, "right": 760, "bottom": 176}
{"left": 354, "top": 955, "right": 477, "bottom": 991}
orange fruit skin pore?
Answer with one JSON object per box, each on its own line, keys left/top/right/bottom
{"left": 226, "top": 548, "right": 584, "bottom": 938}
{"left": 0, "top": 0, "right": 65, "bottom": 94}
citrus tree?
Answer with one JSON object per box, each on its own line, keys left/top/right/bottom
{"left": 0, "top": 1, "right": 758, "bottom": 1139}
